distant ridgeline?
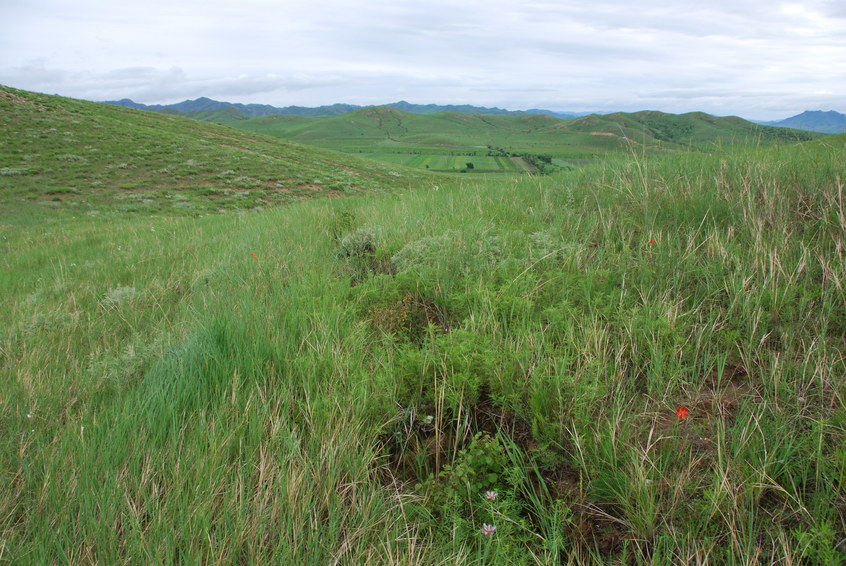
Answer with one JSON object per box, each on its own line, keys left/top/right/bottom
{"left": 103, "top": 97, "right": 585, "bottom": 119}
{"left": 761, "top": 110, "right": 846, "bottom": 134}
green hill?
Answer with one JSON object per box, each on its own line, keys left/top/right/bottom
{"left": 566, "top": 110, "right": 822, "bottom": 144}
{"left": 188, "top": 106, "right": 823, "bottom": 173}
{"left": 0, "top": 86, "right": 429, "bottom": 216}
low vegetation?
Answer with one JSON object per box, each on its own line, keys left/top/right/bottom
{"left": 0, "top": 86, "right": 430, "bottom": 217}
{"left": 1, "top": 86, "right": 845, "bottom": 564}
{"left": 189, "top": 105, "right": 823, "bottom": 174}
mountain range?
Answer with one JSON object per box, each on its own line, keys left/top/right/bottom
{"left": 103, "top": 97, "right": 587, "bottom": 119}
{"left": 104, "top": 97, "right": 846, "bottom": 134}
{"left": 762, "top": 110, "right": 846, "bottom": 134}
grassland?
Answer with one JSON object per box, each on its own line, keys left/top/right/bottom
{"left": 0, "top": 86, "right": 430, "bottom": 218}
{"left": 191, "top": 105, "right": 823, "bottom": 174}
{"left": 1, "top": 87, "right": 845, "bottom": 564}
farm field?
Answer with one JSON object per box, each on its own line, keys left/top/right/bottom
{"left": 2, "top": 86, "right": 845, "bottom": 564}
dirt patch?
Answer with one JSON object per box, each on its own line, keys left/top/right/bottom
{"left": 572, "top": 504, "right": 630, "bottom": 558}
{"left": 0, "top": 89, "right": 41, "bottom": 107}
{"left": 370, "top": 292, "right": 450, "bottom": 343}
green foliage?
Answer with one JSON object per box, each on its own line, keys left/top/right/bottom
{"left": 419, "top": 432, "right": 507, "bottom": 518}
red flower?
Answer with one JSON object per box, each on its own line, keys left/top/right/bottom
{"left": 649, "top": 239, "right": 657, "bottom": 245}
{"left": 675, "top": 406, "right": 689, "bottom": 420}
{"left": 250, "top": 252, "right": 257, "bottom": 259}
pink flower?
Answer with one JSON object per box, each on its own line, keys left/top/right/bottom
{"left": 481, "top": 523, "right": 497, "bottom": 536}
{"left": 484, "top": 491, "right": 498, "bottom": 501}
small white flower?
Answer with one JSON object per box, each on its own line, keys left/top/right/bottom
{"left": 26, "top": 413, "right": 33, "bottom": 419}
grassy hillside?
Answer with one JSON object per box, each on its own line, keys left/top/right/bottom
{"left": 0, "top": 86, "right": 430, "bottom": 217}
{"left": 2, "top": 90, "right": 845, "bottom": 564}
{"left": 564, "top": 110, "right": 820, "bottom": 145}
{"left": 192, "top": 106, "right": 823, "bottom": 174}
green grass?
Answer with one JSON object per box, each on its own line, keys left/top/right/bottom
{"left": 1, "top": 87, "right": 845, "bottom": 564}
{"left": 0, "top": 86, "right": 432, "bottom": 217}
{"left": 190, "top": 106, "right": 824, "bottom": 175}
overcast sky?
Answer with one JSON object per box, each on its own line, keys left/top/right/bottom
{"left": 1, "top": 0, "right": 844, "bottom": 120}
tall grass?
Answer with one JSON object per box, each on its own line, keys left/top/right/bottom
{"left": 2, "top": 139, "right": 845, "bottom": 564}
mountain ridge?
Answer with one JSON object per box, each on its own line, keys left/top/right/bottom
{"left": 762, "top": 110, "right": 846, "bottom": 134}
{"left": 103, "top": 97, "right": 587, "bottom": 119}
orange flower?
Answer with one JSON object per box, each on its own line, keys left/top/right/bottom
{"left": 649, "top": 239, "right": 657, "bottom": 245}
{"left": 250, "top": 252, "right": 257, "bottom": 259}
{"left": 675, "top": 406, "right": 689, "bottom": 419}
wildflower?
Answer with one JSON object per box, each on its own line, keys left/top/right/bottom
{"left": 481, "top": 523, "right": 497, "bottom": 536}
{"left": 484, "top": 491, "right": 498, "bottom": 501}
{"left": 649, "top": 239, "right": 657, "bottom": 245}
{"left": 249, "top": 252, "right": 257, "bottom": 259}
{"left": 675, "top": 406, "right": 689, "bottom": 420}
{"left": 26, "top": 413, "right": 32, "bottom": 419}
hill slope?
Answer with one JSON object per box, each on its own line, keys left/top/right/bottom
{"left": 2, "top": 126, "right": 845, "bottom": 564}
{"left": 1, "top": 86, "right": 428, "bottom": 215}
{"left": 189, "top": 107, "right": 824, "bottom": 171}
{"left": 560, "top": 110, "right": 822, "bottom": 144}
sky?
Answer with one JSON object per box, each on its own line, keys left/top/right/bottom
{"left": 1, "top": 0, "right": 844, "bottom": 120}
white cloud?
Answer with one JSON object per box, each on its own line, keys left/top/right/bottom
{"left": 0, "top": 0, "right": 843, "bottom": 119}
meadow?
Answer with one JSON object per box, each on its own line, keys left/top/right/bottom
{"left": 193, "top": 106, "right": 822, "bottom": 175}
{"left": 1, "top": 86, "right": 845, "bottom": 564}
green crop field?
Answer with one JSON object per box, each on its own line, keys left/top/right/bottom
{"left": 2, "top": 85, "right": 845, "bottom": 564}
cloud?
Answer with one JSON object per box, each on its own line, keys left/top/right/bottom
{"left": 0, "top": 0, "right": 843, "bottom": 119}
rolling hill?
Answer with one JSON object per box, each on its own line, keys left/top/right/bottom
{"left": 183, "top": 106, "right": 824, "bottom": 172}
{"left": 0, "top": 86, "right": 430, "bottom": 215}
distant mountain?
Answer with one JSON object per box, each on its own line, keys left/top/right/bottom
{"left": 104, "top": 97, "right": 360, "bottom": 117}
{"left": 103, "top": 97, "right": 585, "bottom": 119}
{"left": 385, "top": 100, "right": 583, "bottom": 118}
{"left": 765, "top": 110, "right": 846, "bottom": 134}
